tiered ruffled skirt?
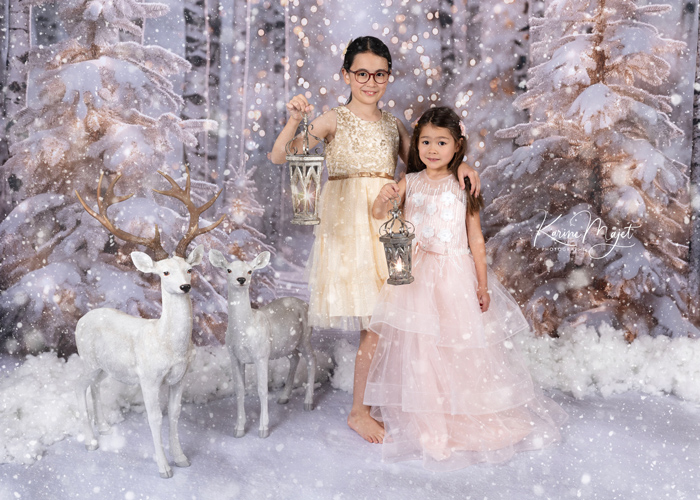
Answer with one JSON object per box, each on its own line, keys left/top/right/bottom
{"left": 365, "top": 249, "right": 567, "bottom": 471}
{"left": 306, "top": 177, "right": 390, "bottom": 330}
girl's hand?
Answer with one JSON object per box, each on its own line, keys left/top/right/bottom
{"left": 287, "top": 94, "right": 314, "bottom": 122}
{"left": 457, "top": 163, "right": 481, "bottom": 197}
{"left": 477, "top": 285, "right": 490, "bottom": 312}
{"left": 377, "top": 182, "right": 400, "bottom": 204}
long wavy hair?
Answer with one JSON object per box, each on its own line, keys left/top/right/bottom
{"left": 407, "top": 106, "right": 484, "bottom": 215}
{"left": 341, "top": 37, "right": 392, "bottom": 104}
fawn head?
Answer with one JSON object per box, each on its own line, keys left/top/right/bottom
{"left": 209, "top": 250, "right": 270, "bottom": 289}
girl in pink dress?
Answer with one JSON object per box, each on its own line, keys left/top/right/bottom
{"left": 365, "top": 107, "right": 567, "bottom": 470}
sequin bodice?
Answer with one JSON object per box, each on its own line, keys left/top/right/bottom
{"left": 325, "top": 106, "right": 399, "bottom": 177}
{"left": 404, "top": 171, "right": 469, "bottom": 255}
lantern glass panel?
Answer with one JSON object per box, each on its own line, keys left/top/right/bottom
{"left": 288, "top": 156, "right": 323, "bottom": 225}
{"left": 379, "top": 201, "right": 416, "bottom": 285}
{"left": 285, "top": 114, "right": 326, "bottom": 225}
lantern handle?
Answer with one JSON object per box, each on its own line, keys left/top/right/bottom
{"left": 380, "top": 198, "right": 414, "bottom": 238}
{"left": 285, "top": 113, "right": 327, "bottom": 156}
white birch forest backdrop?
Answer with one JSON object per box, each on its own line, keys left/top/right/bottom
{"left": 0, "top": 0, "right": 698, "bottom": 356}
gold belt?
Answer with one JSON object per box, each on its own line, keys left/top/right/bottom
{"left": 328, "top": 172, "right": 394, "bottom": 181}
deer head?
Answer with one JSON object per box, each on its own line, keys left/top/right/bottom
{"left": 131, "top": 247, "right": 204, "bottom": 295}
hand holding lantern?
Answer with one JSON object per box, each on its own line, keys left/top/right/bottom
{"left": 379, "top": 199, "right": 415, "bottom": 285}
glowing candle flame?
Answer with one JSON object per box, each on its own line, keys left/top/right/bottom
{"left": 394, "top": 257, "right": 403, "bottom": 273}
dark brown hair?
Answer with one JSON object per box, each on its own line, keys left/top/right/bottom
{"left": 341, "top": 37, "right": 392, "bottom": 104}
{"left": 407, "top": 107, "right": 484, "bottom": 214}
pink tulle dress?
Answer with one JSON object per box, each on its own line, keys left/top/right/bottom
{"left": 364, "top": 170, "right": 567, "bottom": 471}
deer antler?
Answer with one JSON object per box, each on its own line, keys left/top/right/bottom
{"left": 153, "top": 167, "right": 225, "bottom": 257}
{"left": 75, "top": 173, "right": 170, "bottom": 261}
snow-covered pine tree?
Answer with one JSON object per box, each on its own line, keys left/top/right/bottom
{"left": 0, "top": 0, "right": 247, "bottom": 355}
{"left": 483, "top": 0, "right": 698, "bottom": 337}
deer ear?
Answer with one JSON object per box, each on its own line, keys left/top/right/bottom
{"left": 131, "top": 251, "right": 156, "bottom": 273}
{"left": 251, "top": 251, "right": 271, "bottom": 271}
{"left": 208, "top": 249, "right": 229, "bottom": 269}
{"left": 186, "top": 244, "right": 204, "bottom": 266}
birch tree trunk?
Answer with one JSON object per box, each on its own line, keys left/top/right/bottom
{"left": 465, "top": 0, "right": 481, "bottom": 66}
{"left": 689, "top": 10, "right": 700, "bottom": 319}
{"left": 33, "top": 2, "right": 65, "bottom": 46}
{"left": 438, "top": 0, "right": 466, "bottom": 84}
{"left": 225, "top": 0, "right": 248, "bottom": 176}
{"left": 206, "top": 0, "right": 221, "bottom": 182}
{"left": 183, "top": 0, "right": 210, "bottom": 180}
{"left": 216, "top": 0, "right": 234, "bottom": 188}
{"left": 1, "top": 0, "right": 30, "bottom": 220}
{"left": 4, "top": 0, "right": 30, "bottom": 143}
{"left": 257, "top": 0, "right": 286, "bottom": 244}
{"left": 1, "top": 0, "right": 9, "bottom": 167}
{"left": 513, "top": 0, "right": 532, "bottom": 93}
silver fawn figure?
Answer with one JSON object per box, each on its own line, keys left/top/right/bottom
{"left": 74, "top": 169, "right": 223, "bottom": 478}
{"left": 209, "top": 250, "right": 316, "bottom": 438}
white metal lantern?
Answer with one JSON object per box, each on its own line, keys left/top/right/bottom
{"left": 285, "top": 115, "right": 326, "bottom": 225}
{"left": 379, "top": 200, "right": 415, "bottom": 285}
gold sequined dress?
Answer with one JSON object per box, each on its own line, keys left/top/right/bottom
{"left": 307, "top": 106, "right": 400, "bottom": 330}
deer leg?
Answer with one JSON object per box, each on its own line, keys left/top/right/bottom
{"left": 76, "top": 368, "right": 101, "bottom": 451}
{"left": 92, "top": 370, "right": 111, "bottom": 434}
{"left": 140, "top": 379, "right": 172, "bottom": 479}
{"left": 230, "top": 355, "right": 246, "bottom": 438}
{"left": 300, "top": 333, "right": 316, "bottom": 411}
{"left": 255, "top": 359, "right": 270, "bottom": 438}
{"left": 278, "top": 350, "right": 300, "bottom": 405}
{"left": 167, "top": 379, "right": 189, "bottom": 468}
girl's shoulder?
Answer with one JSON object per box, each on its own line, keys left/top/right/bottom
{"left": 405, "top": 171, "right": 421, "bottom": 181}
{"left": 380, "top": 109, "right": 400, "bottom": 125}
{"left": 404, "top": 171, "right": 422, "bottom": 190}
{"left": 310, "top": 108, "right": 338, "bottom": 139}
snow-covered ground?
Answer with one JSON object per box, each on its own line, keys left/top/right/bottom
{"left": 1, "top": 375, "right": 699, "bottom": 500}
{"left": 2, "top": 332, "right": 700, "bottom": 500}
{"left": 3, "top": 256, "right": 700, "bottom": 499}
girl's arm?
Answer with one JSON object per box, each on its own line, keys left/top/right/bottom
{"left": 457, "top": 163, "right": 481, "bottom": 197}
{"left": 372, "top": 177, "right": 406, "bottom": 220}
{"left": 270, "top": 95, "right": 336, "bottom": 164}
{"left": 466, "top": 210, "right": 490, "bottom": 312}
{"left": 396, "top": 120, "right": 411, "bottom": 165}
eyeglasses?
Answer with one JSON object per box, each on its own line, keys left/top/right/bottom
{"left": 347, "top": 69, "right": 390, "bottom": 84}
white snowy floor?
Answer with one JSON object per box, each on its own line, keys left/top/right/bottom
{"left": 1, "top": 381, "right": 699, "bottom": 500}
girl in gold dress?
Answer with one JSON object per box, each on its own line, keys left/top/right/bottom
{"left": 271, "top": 37, "right": 480, "bottom": 443}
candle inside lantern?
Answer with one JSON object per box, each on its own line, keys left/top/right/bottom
{"left": 394, "top": 257, "right": 403, "bottom": 273}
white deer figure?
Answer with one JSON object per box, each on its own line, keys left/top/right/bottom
{"left": 209, "top": 250, "right": 316, "bottom": 438}
{"left": 74, "top": 169, "right": 223, "bottom": 478}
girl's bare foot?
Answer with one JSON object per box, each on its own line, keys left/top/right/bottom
{"left": 348, "top": 410, "right": 385, "bottom": 444}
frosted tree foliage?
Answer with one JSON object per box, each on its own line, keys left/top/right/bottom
{"left": 0, "top": 0, "right": 268, "bottom": 355}
{"left": 483, "top": 0, "right": 697, "bottom": 338}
